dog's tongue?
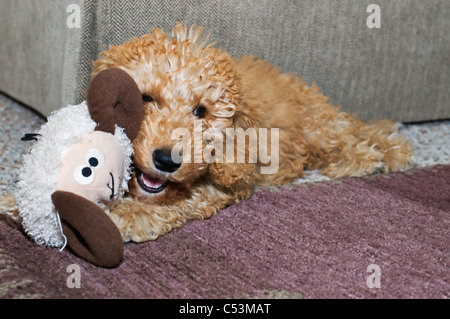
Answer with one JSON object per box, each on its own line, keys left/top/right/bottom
{"left": 140, "top": 172, "right": 165, "bottom": 189}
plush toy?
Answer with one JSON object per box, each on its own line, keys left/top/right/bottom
{"left": 16, "top": 68, "right": 144, "bottom": 268}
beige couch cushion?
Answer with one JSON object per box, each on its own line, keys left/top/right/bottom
{"left": 0, "top": 0, "right": 84, "bottom": 117}
{"left": 1, "top": 0, "right": 448, "bottom": 122}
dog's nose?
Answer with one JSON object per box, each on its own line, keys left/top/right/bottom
{"left": 153, "top": 149, "right": 181, "bottom": 173}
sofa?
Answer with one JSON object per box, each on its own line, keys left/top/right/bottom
{"left": 0, "top": 0, "right": 449, "bottom": 122}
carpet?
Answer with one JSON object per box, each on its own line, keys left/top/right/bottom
{"left": 0, "top": 93, "right": 449, "bottom": 299}
{"left": 1, "top": 165, "right": 448, "bottom": 299}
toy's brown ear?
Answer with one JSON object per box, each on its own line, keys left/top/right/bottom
{"left": 51, "top": 191, "right": 124, "bottom": 268}
{"left": 86, "top": 68, "right": 144, "bottom": 141}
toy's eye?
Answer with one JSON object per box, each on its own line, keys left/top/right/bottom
{"left": 86, "top": 148, "right": 104, "bottom": 168}
{"left": 74, "top": 164, "right": 94, "bottom": 185}
{"left": 88, "top": 157, "right": 99, "bottom": 167}
{"left": 82, "top": 167, "right": 92, "bottom": 177}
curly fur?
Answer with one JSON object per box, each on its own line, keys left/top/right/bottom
{"left": 89, "top": 24, "right": 413, "bottom": 242}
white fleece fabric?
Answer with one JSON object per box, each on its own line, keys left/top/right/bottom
{"left": 16, "top": 102, "right": 133, "bottom": 247}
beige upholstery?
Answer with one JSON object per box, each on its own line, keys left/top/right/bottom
{"left": 0, "top": 0, "right": 448, "bottom": 122}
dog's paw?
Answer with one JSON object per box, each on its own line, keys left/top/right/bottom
{"left": 369, "top": 162, "right": 387, "bottom": 175}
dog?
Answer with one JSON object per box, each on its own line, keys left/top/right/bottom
{"left": 88, "top": 24, "right": 413, "bottom": 242}
{"left": 0, "top": 24, "right": 413, "bottom": 242}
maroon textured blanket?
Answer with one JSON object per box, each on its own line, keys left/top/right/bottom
{"left": 1, "top": 165, "right": 449, "bottom": 299}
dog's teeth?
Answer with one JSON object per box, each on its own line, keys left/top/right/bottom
{"left": 140, "top": 172, "right": 164, "bottom": 189}
{"left": 136, "top": 169, "right": 169, "bottom": 194}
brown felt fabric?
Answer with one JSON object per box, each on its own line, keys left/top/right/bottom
{"left": 51, "top": 191, "right": 124, "bottom": 268}
{"left": 86, "top": 68, "right": 144, "bottom": 141}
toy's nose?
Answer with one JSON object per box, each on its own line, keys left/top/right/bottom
{"left": 153, "top": 149, "right": 181, "bottom": 173}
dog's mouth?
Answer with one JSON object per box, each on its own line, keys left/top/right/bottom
{"left": 136, "top": 169, "right": 169, "bottom": 194}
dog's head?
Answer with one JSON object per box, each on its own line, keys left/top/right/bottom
{"left": 92, "top": 24, "right": 256, "bottom": 203}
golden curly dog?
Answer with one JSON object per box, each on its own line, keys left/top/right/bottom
{"left": 0, "top": 24, "right": 413, "bottom": 242}
{"left": 87, "top": 24, "right": 413, "bottom": 242}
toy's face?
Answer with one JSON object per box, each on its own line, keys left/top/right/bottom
{"left": 57, "top": 131, "right": 125, "bottom": 207}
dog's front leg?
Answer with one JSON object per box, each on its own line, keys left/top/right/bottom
{"left": 108, "top": 183, "right": 244, "bottom": 242}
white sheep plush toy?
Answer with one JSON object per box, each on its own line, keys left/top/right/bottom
{"left": 16, "top": 68, "right": 144, "bottom": 267}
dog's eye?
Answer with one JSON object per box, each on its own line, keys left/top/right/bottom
{"left": 193, "top": 105, "right": 207, "bottom": 118}
{"left": 142, "top": 95, "right": 154, "bottom": 103}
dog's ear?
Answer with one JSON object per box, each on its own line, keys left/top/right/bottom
{"left": 209, "top": 104, "right": 258, "bottom": 188}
